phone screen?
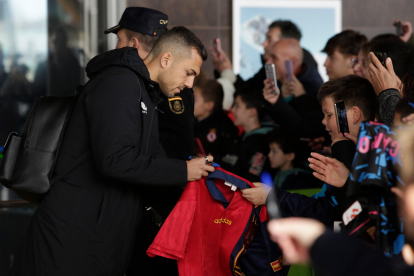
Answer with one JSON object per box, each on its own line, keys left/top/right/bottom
{"left": 285, "top": 60, "right": 293, "bottom": 81}
{"left": 396, "top": 22, "right": 403, "bottom": 37}
{"left": 265, "top": 63, "right": 278, "bottom": 94}
{"left": 334, "top": 101, "right": 349, "bottom": 135}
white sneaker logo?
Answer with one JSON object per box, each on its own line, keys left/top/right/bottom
{"left": 141, "top": 102, "right": 147, "bottom": 114}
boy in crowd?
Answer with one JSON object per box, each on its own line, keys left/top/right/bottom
{"left": 221, "top": 90, "right": 273, "bottom": 182}
{"left": 323, "top": 30, "right": 367, "bottom": 80}
{"left": 266, "top": 129, "right": 322, "bottom": 190}
{"left": 267, "top": 126, "right": 414, "bottom": 276}
{"left": 245, "top": 75, "right": 376, "bottom": 225}
{"left": 193, "top": 79, "right": 239, "bottom": 161}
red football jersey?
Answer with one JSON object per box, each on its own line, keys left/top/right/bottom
{"left": 147, "top": 168, "right": 267, "bottom": 276}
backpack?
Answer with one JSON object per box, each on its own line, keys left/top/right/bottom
{"left": 0, "top": 85, "right": 90, "bottom": 203}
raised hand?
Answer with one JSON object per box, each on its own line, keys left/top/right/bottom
{"left": 267, "top": 218, "right": 326, "bottom": 264}
{"left": 369, "top": 52, "right": 401, "bottom": 96}
{"left": 308, "top": 152, "right": 350, "bottom": 187}
{"left": 263, "top": 78, "right": 280, "bottom": 105}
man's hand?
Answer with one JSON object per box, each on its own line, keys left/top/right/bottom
{"left": 394, "top": 20, "right": 413, "bottom": 42}
{"left": 241, "top": 182, "right": 271, "bottom": 206}
{"left": 369, "top": 52, "right": 401, "bottom": 95}
{"left": 285, "top": 75, "right": 305, "bottom": 97}
{"left": 263, "top": 78, "right": 280, "bottom": 105}
{"left": 186, "top": 156, "right": 215, "bottom": 181}
{"left": 210, "top": 46, "right": 233, "bottom": 73}
{"left": 268, "top": 218, "right": 326, "bottom": 264}
{"left": 308, "top": 152, "right": 349, "bottom": 188}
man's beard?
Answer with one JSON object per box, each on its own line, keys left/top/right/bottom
{"left": 158, "top": 71, "right": 175, "bottom": 98}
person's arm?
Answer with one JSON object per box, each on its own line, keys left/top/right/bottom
{"left": 378, "top": 88, "right": 401, "bottom": 126}
{"left": 267, "top": 94, "right": 325, "bottom": 139}
{"left": 269, "top": 187, "right": 336, "bottom": 224}
{"left": 85, "top": 72, "right": 211, "bottom": 185}
{"left": 267, "top": 218, "right": 413, "bottom": 276}
{"left": 311, "top": 231, "right": 409, "bottom": 276}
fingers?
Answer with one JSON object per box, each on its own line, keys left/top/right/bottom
{"left": 206, "top": 155, "right": 214, "bottom": 163}
{"left": 312, "top": 172, "right": 326, "bottom": 182}
{"left": 369, "top": 52, "right": 383, "bottom": 72}
{"left": 385, "top": 57, "right": 396, "bottom": 76}
{"left": 309, "top": 163, "right": 326, "bottom": 176}
{"left": 391, "top": 187, "right": 404, "bottom": 200}
{"left": 252, "top": 182, "right": 263, "bottom": 187}
{"left": 310, "top": 152, "right": 327, "bottom": 163}
{"left": 205, "top": 166, "right": 215, "bottom": 173}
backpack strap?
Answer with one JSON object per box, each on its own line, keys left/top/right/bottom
{"left": 50, "top": 149, "right": 92, "bottom": 185}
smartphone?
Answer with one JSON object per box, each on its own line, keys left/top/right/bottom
{"left": 265, "top": 63, "right": 278, "bottom": 94}
{"left": 334, "top": 101, "right": 349, "bottom": 136}
{"left": 285, "top": 60, "right": 293, "bottom": 81}
{"left": 396, "top": 21, "right": 403, "bottom": 37}
{"left": 266, "top": 188, "right": 282, "bottom": 219}
{"left": 213, "top": 38, "right": 221, "bottom": 57}
{"left": 373, "top": 52, "right": 388, "bottom": 69}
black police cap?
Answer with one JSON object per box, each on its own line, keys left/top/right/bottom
{"left": 104, "top": 7, "right": 168, "bottom": 36}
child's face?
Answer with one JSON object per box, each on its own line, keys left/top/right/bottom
{"left": 193, "top": 86, "right": 212, "bottom": 121}
{"left": 231, "top": 95, "right": 250, "bottom": 127}
{"left": 321, "top": 96, "right": 341, "bottom": 141}
{"left": 268, "top": 142, "right": 291, "bottom": 170}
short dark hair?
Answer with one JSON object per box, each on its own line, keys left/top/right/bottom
{"left": 234, "top": 90, "right": 266, "bottom": 120}
{"left": 269, "top": 20, "right": 302, "bottom": 41}
{"left": 317, "top": 75, "right": 377, "bottom": 121}
{"left": 370, "top": 38, "right": 411, "bottom": 79}
{"left": 266, "top": 129, "right": 302, "bottom": 167}
{"left": 149, "top": 26, "right": 207, "bottom": 61}
{"left": 125, "top": 29, "right": 159, "bottom": 52}
{"left": 322, "top": 30, "right": 367, "bottom": 56}
{"left": 396, "top": 95, "right": 414, "bottom": 120}
{"left": 196, "top": 79, "right": 224, "bottom": 112}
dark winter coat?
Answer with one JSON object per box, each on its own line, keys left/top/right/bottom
{"left": 9, "top": 47, "right": 187, "bottom": 276}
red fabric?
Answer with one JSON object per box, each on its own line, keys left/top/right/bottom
{"left": 147, "top": 171, "right": 254, "bottom": 276}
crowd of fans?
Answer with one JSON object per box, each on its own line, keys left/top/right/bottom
{"left": 193, "top": 19, "right": 414, "bottom": 275}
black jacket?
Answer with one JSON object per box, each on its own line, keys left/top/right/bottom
{"left": 220, "top": 126, "right": 273, "bottom": 182}
{"left": 267, "top": 93, "right": 325, "bottom": 139}
{"left": 194, "top": 110, "right": 239, "bottom": 162}
{"left": 158, "top": 87, "right": 194, "bottom": 160}
{"left": 10, "top": 47, "right": 187, "bottom": 276}
{"left": 311, "top": 231, "right": 412, "bottom": 276}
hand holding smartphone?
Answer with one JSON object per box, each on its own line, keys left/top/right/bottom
{"left": 334, "top": 101, "right": 349, "bottom": 136}
{"left": 373, "top": 52, "right": 388, "bottom": 69}
{"left": 265, "top": 63, "right": 278, "bottom": 94}
{"left": 213, "top": 38, "right": 222, "bottom": 58}
{"left": 395, "top": 21, "right": 403, "bottom": 37}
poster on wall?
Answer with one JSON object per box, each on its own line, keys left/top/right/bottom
{"left": 233, "top": 0, "right": 342, "bottom": 82}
